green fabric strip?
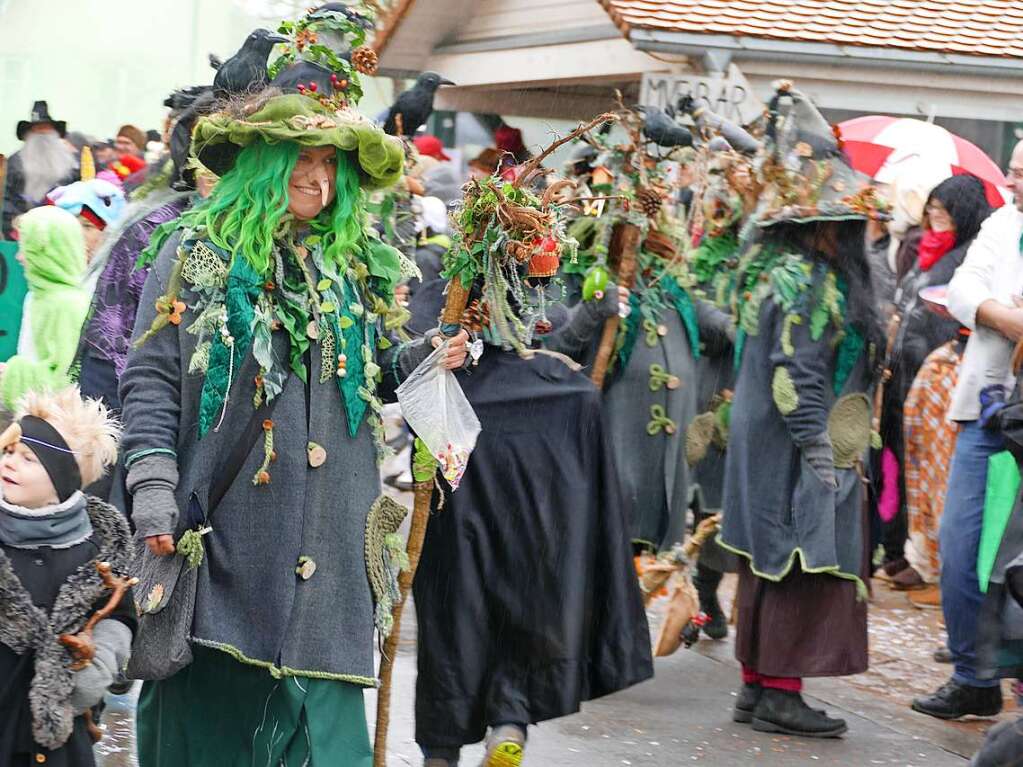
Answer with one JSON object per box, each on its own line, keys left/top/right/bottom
{"left": 124, "top": 448, "right": 177, "bottom": 468}
{"left": 191, "top": 638, "right": 378, "bottom": 687}
{"left": 338, "top": 276, "right": 369, "bottom": 437}
{"left": 197, "top": 254, "right": 261, "bottom": 438}
{"left": 613, "top": 292, "right": 642, "bottom": 375}
{"left": 715, "top": 535, "right": 869, "bottom": 601}
{"left": 664, "top": 279, "right": 700, "bottom": 360}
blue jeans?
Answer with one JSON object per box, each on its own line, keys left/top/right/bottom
{"left": 939, "top": 420, "right": 1005, "bottom": 687}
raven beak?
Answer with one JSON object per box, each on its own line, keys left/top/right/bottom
{"left": 440, "top": 78, "right": 456, "bottom": 87}
{"left": 268, "top": 33, "right": 289, "bottom": 45}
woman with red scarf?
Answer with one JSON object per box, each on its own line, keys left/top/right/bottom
{"left": 877, "top": 174, "right": 992, "bottom": 588}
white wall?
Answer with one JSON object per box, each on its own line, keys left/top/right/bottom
{"left": 0, "top": 0, "right": 394, "bottom": 156}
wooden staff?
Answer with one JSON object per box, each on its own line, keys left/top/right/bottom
{"left": 872, "top": 314, "right": 901, "bottom": 435}
{"left": 590, "top": 222, "right": 642, "bottom": 389}
{"left": 374, "top": 279, "right": 470, "bottom": 766}
{"left": 59, "top": 562, "right": 138, "bottom": 743}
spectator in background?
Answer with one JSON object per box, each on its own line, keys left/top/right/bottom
{"left": 0, "top": 207, "right": 89, "bottom": 411}
{"left": 63, "top": 130, "right": 91, "bottom": 157}
{"left": 91, "top": 140, "right": 117, "bottom": 170}
{"left": 47, "top": 178, "right": 127, "bottom": 264}
{"left": 468, "top": 147, "right": 500, "bottom": 180}
{"left": 886, "top": 164, "right": 946, "bottom": 284}
{"left": 2, "top": 101, "right": 78, "bottom": 238}
{"left": 75, "top": 81, "right": 218, "bottom": 416}
{"left": 911, "top": 140, "right": 1023, "bottom": 721}
{"left": 114, "top": 124, "right": 147, "bottom": 158}
{"left": 413, "top": 133, "right": 450, "bottom": 163}
{"left": 878, "top": 175, "right": 992, "bottom": 591}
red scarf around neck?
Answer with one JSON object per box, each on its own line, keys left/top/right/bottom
{"left": 917, "top": 229, "right": 956, "bottom": 271}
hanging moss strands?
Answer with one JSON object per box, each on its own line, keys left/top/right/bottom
{"left": 177, "top": 528, "right": 207, "bottom": 571}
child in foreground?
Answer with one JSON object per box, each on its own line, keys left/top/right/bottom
{"left": 0, "top": 387, "right": 135, "bottom": 766}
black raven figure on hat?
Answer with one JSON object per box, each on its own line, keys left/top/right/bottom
{"left": 213, "top": 29, "right": 289, "bottom": 97}
{"left": 306, "top": 2, "right": 373, "bottom": 29}
{"left": 383, "top": 72, "right": 455, "bottom": 137}
{"left": 635, "top": 105, "right": 694, "bottom": 149}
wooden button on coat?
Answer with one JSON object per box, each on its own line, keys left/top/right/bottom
{"left": 296, "top": 557, "right": 317, "bottom": 580}
{"left": 36, "top": 755, "right": 47, "bottom": 764}
{"left": 667, "top": 375, "right": 681, "bottom": 390}
{"left": 306, "top": 321, "right": 319, "bottom": 340}
{"left": 307, "top": 442, "right": 327, "bottom": 468}
{"left": 656, "top": 323, "right": 668, "bottom": 337}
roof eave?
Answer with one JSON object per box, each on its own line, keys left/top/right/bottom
{"left": 629, "top": 28, "right": 1023, "bottom": 78}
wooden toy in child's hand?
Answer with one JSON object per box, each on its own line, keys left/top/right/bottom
{"left": 59, "top": 561, "right": 138, "bottom": 671}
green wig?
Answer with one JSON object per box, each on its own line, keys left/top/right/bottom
{"left": 147, "top": 139, "right": 365, "bottom": 276}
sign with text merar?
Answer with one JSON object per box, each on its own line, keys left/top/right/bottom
{"left": 0, "top": 241, "right": 26, "bottom": 362}
{"left": 640, "top": 63, "right": 766, "bottom": 126}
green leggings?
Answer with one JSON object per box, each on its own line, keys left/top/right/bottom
{"left": 137, "top": 645, "right": 373, "bottom": 767}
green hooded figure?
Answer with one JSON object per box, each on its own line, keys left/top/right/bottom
{"left": 0, "top": 205, "right": 88, "bottom": 410}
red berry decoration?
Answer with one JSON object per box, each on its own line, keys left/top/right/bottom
{"left": 297, "top": 84, "right": 306, "bottom": 93}
{"left": 309, "top": 82, "right": 318, "bottom": 92}
{"left": 542, "top": 236, "right": 558, "bottom": 253}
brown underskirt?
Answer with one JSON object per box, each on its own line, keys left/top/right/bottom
{"left": 734, "top": 559, "right": 868, "bottom": 678}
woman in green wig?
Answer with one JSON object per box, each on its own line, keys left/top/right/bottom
{"left": 0, "top": 205, "right": 89, "bottom": 411}
{"left": 118, "top": 67, "right": 467, "bottom": 766}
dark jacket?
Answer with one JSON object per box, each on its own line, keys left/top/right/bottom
{"left": 883, "top": 175, "right": 992, "bottom": 443}
{"left": 0, "top": 497, "right": 135, "bottom": 767}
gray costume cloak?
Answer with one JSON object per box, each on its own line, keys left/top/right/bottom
{"left": 555, "top": 275, "right": 732, "bottom": 551}
{"left": 119, "top": 233, "right": 428, "bottom": 685}
{"left": 719, "top": 252, "right": 872, "bottom": 590}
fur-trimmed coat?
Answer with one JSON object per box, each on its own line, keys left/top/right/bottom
{"left": 0, "top": 496, "right": 135, "bottom": 766}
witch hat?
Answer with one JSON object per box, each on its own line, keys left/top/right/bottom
{"left": 17, "top": 101, "right": 66, "bottom": 140}
{"left": 754, "top": 83, "right": 888, "bottom": 227}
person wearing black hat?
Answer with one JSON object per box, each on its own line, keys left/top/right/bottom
{"left": 3, "top": 101, "right": 78, "bottom": 238}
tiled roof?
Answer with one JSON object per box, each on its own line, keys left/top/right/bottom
{"left": 599, "top": 1, "right": 1023, "bottom": 59}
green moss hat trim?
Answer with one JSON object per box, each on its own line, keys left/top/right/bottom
{"left": 192, "top": 93, "right": 404, "bottom": 189}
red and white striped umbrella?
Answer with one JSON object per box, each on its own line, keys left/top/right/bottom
{"left": 837, "top": 115, "right": 1009, "bottom": 207}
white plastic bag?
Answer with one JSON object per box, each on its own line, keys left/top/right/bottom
{"left": 396, "top": 342, "right": 481, "bottom": 489}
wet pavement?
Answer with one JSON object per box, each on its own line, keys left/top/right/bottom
{"left": 93, "top": 428, "right": 1000, "bottom": 764}
{"left": 96, "top": 572, "right": 1002, "bottom": 766}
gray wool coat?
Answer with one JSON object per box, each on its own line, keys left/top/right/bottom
{"left": 119, "top": 234, "right": 428, "bottom": 686}
{"left": 551, "top": 279, "right": 732, "bottom": 551}
{"left": 719, "top": 267, "right": 870, "bottom": 587}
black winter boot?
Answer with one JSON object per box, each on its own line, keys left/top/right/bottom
{"left": 694, "top": 562, "right": 727, "bottom": 640}
{"left": 911, "top": 678, "right": 1003, "bottom": 720}
{"left": 733, "top": 683, "right": 762, "bottom": 723}
{"left": 735, "top": 683, "right": 827, "bottom": 725}
{"left": 751, "top": 688, "right": 847, "bottom": 738}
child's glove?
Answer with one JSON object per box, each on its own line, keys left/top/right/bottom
{"left": 68, "top": 619, "right": 132, "bottom": 713}
{"left": 126, "top": 454, "right": 179, "bottom": 539}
